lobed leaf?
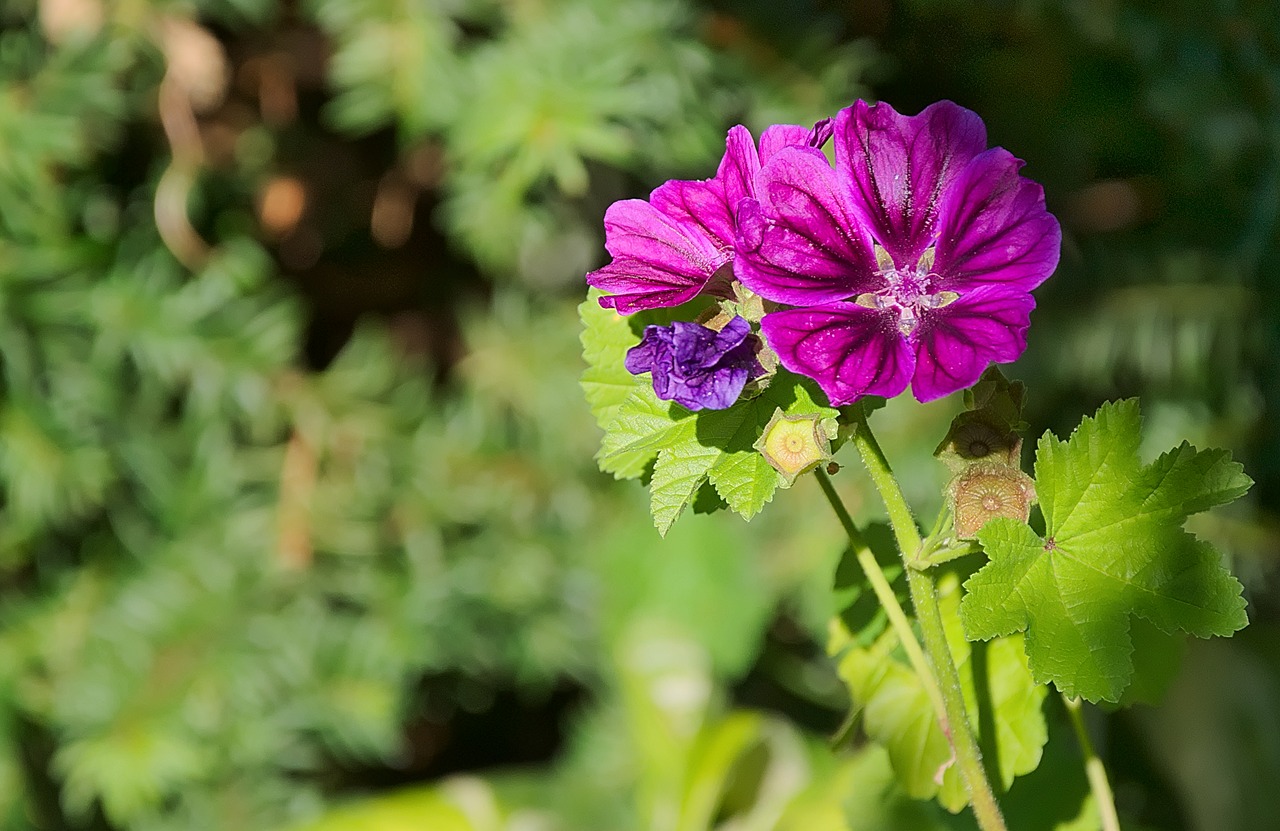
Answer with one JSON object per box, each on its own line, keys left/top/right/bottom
{"left": 596, "top": 373, "right": 836, "bottom": 533}
{"left": 961, "top": 399, "right": 1250, "bottom": 702}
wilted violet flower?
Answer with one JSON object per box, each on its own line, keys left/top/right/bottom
{"left": 587, "top": 120, "right": 833, "bottom": 314}
{"left": 736, "top": 100, "right": 1061, "bottom": 404}
{"left": 624, "top": 316, "right": 761, "bottom": 411}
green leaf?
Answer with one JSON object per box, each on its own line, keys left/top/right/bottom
{"left": 579, "top": 291, "right": 640, "bottom": 432}
{"left": 579, "top": 291, "right": 725, "bottom": 483}
{"left": 834, "top": 571, "right": 1047, "bottom": 812}
{"left": 962, "top": 399, "right": 1251, "bottom": 702}
{"left": 635, "top": 375, "right": 835, "bottom": 534}
{"left": 599, "top": 385, "right": 689, "bottom": 483}
{"left": 650, "top": 426, "right": 714, "bottom": 533}
{"left": 833, "top": 745, "right": 976, "bottom": 831}
{"left": 581, "top": 287, "right": 837, "bottom": 532}
{"left": 998, "top": 706, "right": 1101, "bottom": 831}
{"left": 578, "top": 293, "right": 662, "bottom": 479}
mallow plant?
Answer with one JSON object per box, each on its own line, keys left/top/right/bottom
{"left": 579, "top": 100, "right": 1250, "bottom": 831}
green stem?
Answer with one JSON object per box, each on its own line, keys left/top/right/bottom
{"left": 1064, "top": 695, "right": 1122, "bottom": 831}
{"left": 848, "top": 405, "right": 1008, "bottom": 831}
{"left": 814, "top": 468, "right": 948, "bottom": 732}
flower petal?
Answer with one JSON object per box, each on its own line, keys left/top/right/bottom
{"left": 650, "top": 178, "right": 735, "bottom": 254}
{"left": 735, "top": 147, "right": 878, "bottom": 306}
{"left": 669, "top": 318, "right": 747, "bottom": 370}
{"left": 758, "top": 118, "right": 833, "bottom": 163}
{"left": 910, "top": 287, "right": 1035, "bottom": 402}
{"left": 626, "top": 318, "right": 759, "bottom": 411}
{"left": 717, "top": 124, "right": 761, "bottom": 219}
{"left": 835, "top": 100, "right": 987, "bottom": 265}
{"left": 587, "top": 198, "right": 728, "bottom": 314}
{"left": 624, "top": 325, "right": 671, "bottom": 375}
{"left": 932, "top": 147, "right": 1062, "bottom": 293}
{"left": 760, "top": 302, "right": 915, "bottom": 405}
{"left": 665, "top": 364, "right": 751, "bottom": 411}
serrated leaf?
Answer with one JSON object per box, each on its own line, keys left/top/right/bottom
{"left": 705, "top": 447, "right": 777, "bottom": 516}
{"left": 592, "top": 363, "right": 835, "bottom": 532}
{"left": 637, "top": 374, "right": 836, "bottom": 533}
{"left": 579, "top": 292, "right": 659, "bottom": 479}
{"left": 579, "top": 291, "right": 643, "bottom": 434}
{"left": 962, "top": 399, "right": 1250, "bottom": 703}
{"left": 579, "top": 292, "right": 715, "bottom": 481}
{"left": 650, "top": 428, "right": 714, "bottom": 535}
{"left": 599, "top": 385, "right": 689, "bottom": 481}
{"left": 834, "top": 571, "right": 1047, "bottom": 812}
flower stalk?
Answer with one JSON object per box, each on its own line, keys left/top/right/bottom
{"left": 814, "top": 468, "right": 948, "bottom": 734}
{"left": 847, "top": 404, "right": 1008, "bottom": 831}
{"left": 1063, "top": 695, "right": 1122, "bottom": 831}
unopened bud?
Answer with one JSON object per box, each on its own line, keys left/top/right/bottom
{"left": 964, "top": 365, "right": 1026, "bottom": 420}
{"left": 948, "top": 463, "right": 1036, "bottom": 540}
{"left": 755, "top": 409, "right": 833, "bottom": 486}
{"left": 935, "top": 413, "right": 1023, "bottom": 472}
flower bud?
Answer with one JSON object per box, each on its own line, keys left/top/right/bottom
{"left": 948, "top": 463, "right": 1036, "bottom": 540}
{"left": 935, "top": 366, "right": 1028, "bottom": 471}
{"left": 935, "top": 412, "right": 1023, "bottom": 472}
{"left": 755, "top": 409, "right": 834, "bottom": 486}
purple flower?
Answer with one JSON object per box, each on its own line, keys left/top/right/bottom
{"left": 735, "top": 100, "right": 1061, "bottom": 404}
{"left": 624, "top": 316, "right": 762, "bottom": 411}
{"left": 587, "top": 120, "right": 833, "bottom": 315}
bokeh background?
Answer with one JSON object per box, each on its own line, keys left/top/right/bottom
{"left": 0, "top": 0, "right": 1277, "bottom": 829}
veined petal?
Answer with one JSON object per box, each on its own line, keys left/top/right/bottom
{"left": 735, "top": 147, "right": 878, "bottom": 306}
{"left": 587, "top": 198, "right": 727, "bottom": 314}
{"left": 665, "top": 364, "right": 751, "bottom": 411}
{"left": 669, "top": 317, "right": 748, "bottom": 369}
{"left": 651, "top": 177, "right": 735, "bottom": 253}
{"left": 932, "top": 147, "right": 1062, "bottom": 293}
{"left": 696, "top": 122, "right": 833, "bottom": 231}
{"left": 626, "top": 317, "right": 758, "bottom": 411}
{"left": 717, "top": 124, "right": 760, "bottom": 219}
{"left": 835, "top": 100, "right": 987, "bottom": 265}
{"left": 758, "top": 118, "right": 833, "bottom": 163}
{"left": 760, "top": 303, "right": 915, "bottom": 405}
{"left": 910, "top": 286, "right": 1035, "bottom": 402}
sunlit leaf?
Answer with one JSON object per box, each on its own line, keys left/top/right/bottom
{"left": 962, "top": 400, "right": 1250, "bottom": 702}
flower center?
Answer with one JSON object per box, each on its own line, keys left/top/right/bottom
{"left": 855, "top": 244, "right": 958, "bottom": 337}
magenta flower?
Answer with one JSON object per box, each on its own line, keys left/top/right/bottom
{"left": 624, "top": 316, "right": 761, "bottom": 411}
{"left": 587, "top": 120, "right": 833, "bottom": 314}
{"left": 736, "top": 100, "right": 1061, "bottom": 404}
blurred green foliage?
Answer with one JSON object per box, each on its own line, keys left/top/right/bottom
{"left": 0, "top": 0, "right": 1275, "bottom": 830}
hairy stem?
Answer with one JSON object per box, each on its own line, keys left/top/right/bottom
{"left": 814, "top": 468, "right": 948, "bottom": 731}
{"left": 1064, "top": 695, "right": 1122, "bottom": 831}
{"left": 848, "top": 405, "right": 1008, "bottom": 831}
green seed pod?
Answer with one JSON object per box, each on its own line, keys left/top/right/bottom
{"left": 948, "top": 462, "right": 1036, "bottom": 540}
{"left": 755, "top": 409, "right": 833, "bottom": 486}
